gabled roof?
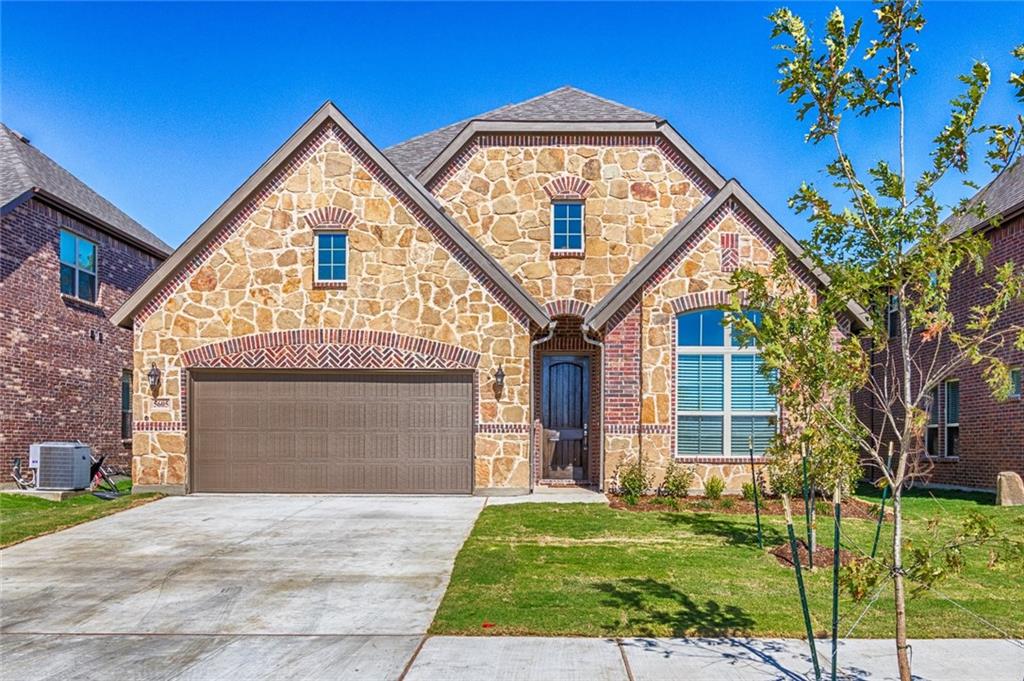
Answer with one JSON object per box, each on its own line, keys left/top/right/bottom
{"left": 384, "top": 86, "right": 661, "bottom": 177}
{"left": 944, "top": 158, "right": 1024, "bottom": 238}
{"left": 584, "top": 180, "right": 869, "bottom": 331}
{"left": 0, "top": 123, "right": 171, "bottom": 257}
{"left": 111, "top": 102, "right": 550, "bottom": 329}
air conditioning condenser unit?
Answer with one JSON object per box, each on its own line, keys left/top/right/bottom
{"left": 29, "top": 442, "right": 92, "bottom": 490}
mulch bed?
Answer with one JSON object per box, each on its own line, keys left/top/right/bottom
{"left": 608, "top": 494, "right": 881, "bottom": 520}
{"left": 770, "top": 538, "right": 857, "bottom": 569}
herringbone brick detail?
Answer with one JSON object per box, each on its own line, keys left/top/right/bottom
{"left": 721, "top": 231, "right": 739, "bottom": 272}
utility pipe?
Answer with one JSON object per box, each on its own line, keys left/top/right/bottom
{"left": 529, "top": 322, "right": 557, "bottom": 493}
{"left": 581, "top": 323, "right": 605, "bottom": 491}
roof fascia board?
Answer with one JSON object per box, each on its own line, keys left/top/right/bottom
{"left": 31, "top": 189, "right": 172, "bottom": 259}
{"left": 416, "top": 119, "right": 727, "bottom": 190}
{"left": 113, "top": 102, "right": 550, "bottom": 329}
{"left": 1, "top": 189, "right": 35, "bottom": 217}
{"left": 585, "top": 185, "right": 734, "bottom": 330}
{"left": 323, "top": 105, "right": 550, "bottom": 327}
{"left": 111, "top": 103, "right": 335, "bottom": 327}
{"left": 584, "top": 179, "right": 869, "bottom": 331}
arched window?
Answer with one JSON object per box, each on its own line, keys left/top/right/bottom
{"left": 676, "top": 309, "right": 777, "bottom": 457}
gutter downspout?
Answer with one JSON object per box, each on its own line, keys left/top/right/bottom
{"left": 529, "top": 322, "right": 557, "bottom": 493}
{"left": 582, "top": 323, "right": 605, "bottom": 492}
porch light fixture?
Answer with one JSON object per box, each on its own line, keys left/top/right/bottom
{"left": 147, "top": 363, "right": 162, "bottom": 396}
{"left": 494, "top": 366, "right": 506, "bottom": 391}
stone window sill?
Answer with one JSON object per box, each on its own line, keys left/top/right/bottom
{"left": 313, "top": 281, "right": 348, "bottom": 290}
{"left": 61, "top": 294, "right": 103, "bottom": 311}
{"left": 674, "top": 456, "right": 768, "bottom": 465}
{"left": 551, "top": 250, "right": 585, "bottom": 259}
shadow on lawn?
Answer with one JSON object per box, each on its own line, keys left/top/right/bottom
{"left": 594, "top": 578, "right": 755, "bottom": 636}
{"left": 658, "top": 511, "right": 786, "bottom": 547}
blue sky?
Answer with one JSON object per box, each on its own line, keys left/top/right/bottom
{"left": 2, "top": 2, "right": 1021, "bottom": 247}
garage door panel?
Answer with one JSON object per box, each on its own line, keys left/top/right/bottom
{"left": 192, "top": 372, "right": 472, "bottom": 493}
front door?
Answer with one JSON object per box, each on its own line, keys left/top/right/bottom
{"left": 541, "top": 355, "right": 590, "bottom": 480}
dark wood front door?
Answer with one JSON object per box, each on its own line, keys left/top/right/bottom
{"left": 541, "top": 355, "right": 590, "bottom": 480}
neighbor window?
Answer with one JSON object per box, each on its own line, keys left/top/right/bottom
{"left": 1010, "top": 368, "right": 1022, "bottom": 400}
{"left": 59, "top": 230, "right": 97, "bottom": 302}
{"left": 121, "top": 370, "right": 132, "bottom": 440}
{"left": 945, "top": 380, "right": 960, "bottom": 458}
{"left": 552, "top": 202, "right": 584, "bottom": 252}
{"left": 886, "top": 295, "right": 900, "bottom": 337}
{"left": 925, "top": 386, "right": 939, "bottom": 457}
{"left": 676, "top": 309, "right": 777, "bottom": 457}
{"left": 315, "top": 232, "right": 348, "bottom": 282}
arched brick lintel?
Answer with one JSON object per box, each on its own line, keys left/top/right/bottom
{"left": 305, "top": 206, "right": 357, "bottom": 229}
{"left": 542, "top": 176, "right": 593, "bottom": 201}
{"left": 543, "top": 300, "right": 593, "bottom": 319}
{"left": 669, "top": 290, "right": 748, "bottom": 315}
{"left": 181, "top": 329, "right": 481, "bottom": 370}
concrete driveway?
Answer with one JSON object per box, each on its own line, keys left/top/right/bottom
{"left": 1, "top": 494, "right": 485, "bottom": 680}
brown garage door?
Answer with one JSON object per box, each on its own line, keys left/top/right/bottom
{"left": 190, "top": 371, "right": 473, "bottom": 493}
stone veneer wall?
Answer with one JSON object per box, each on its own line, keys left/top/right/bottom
{"left": 433, "top": 136, "right": 710, "bottom": 306}
{"left": 132, "top": 124, "right": 535, "bottom": 492}
{"left": 601, "top": 200, "right": 818, "bottom": 493}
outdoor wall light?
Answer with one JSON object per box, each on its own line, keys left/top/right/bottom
{"left": 147, "top": 363, "right": 162, "bottom": 396}
{"left": 494, "top": 365, "right": 506, "bottom": 391}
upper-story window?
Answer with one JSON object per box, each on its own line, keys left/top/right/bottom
{"left": 944, "top": 379, "right": 960, "bottom": 457}
{"left": 1009, "top": 368, "right": 1022, "bottom": 400}
{"left": 315, "top": 232, "right": 348, "bottom": 283}
{"left": 552, "top": 202, "right": 584, "bottom": 253}
{"left": 676, "top": 309, "right": 777, "bottom": 458}
{"left": 59, "top": 230, "right": 97, "bottom": 302}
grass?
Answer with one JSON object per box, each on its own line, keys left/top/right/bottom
{"left": 0, "top": 481, "right": 162, "bottom": 548}
{"left": 432, "top": 486, "right": 1024, "bottom": 638}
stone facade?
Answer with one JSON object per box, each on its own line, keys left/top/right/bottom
{"left": 598, "top": 200, "right": 811, "bottom": 491}
{"left": 0, "top": 198, "right": 162, "bottom": 473}
{"left": 132, "top": 123, "right": 534, "bottom": 492}
{"left": 435, "top": 137, "right": 709, "bottom": 306}
{"left": 126, "top": 106, "right": 829, "bottom": 495}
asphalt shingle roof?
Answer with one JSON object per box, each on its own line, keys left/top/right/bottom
{"left": 0, "top": 123, "right": 171, "bottom": 256}
{"left": 384, "top": 86, "right": 661, "bottom": 176}
{"left": 945, "top": 158, "right": 1024, "bottom": 237}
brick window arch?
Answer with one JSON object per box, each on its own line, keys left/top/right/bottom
{"left": 542, "top": 176, "right": 593, "bottom": 201}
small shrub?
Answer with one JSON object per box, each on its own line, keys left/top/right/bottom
{"left": 741, "top": 481, "right": 757, "bottom": 501}
{"left": 704, "top": 475, "right": 726, "bottom": 500}
{"left": 720, "top": 498, "right": 735, "bottom": 510}
{"left": 652, "top": 496, "right": 679, "bottom": 510}
{"left": 660, "top": 460, "right": 695, "bottom": 499}
{"left": 617, "top": 456, "right": 653, "bottom": 505}
{"left": 695, "top": 499, "right": 713, "bottom": 510}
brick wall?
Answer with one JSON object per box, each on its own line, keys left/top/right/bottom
{"left": 860, "top": 216, "right": 1024, "bottom": 490}
{"left": 0, "top": 198, "right": 162, "bottom": 473}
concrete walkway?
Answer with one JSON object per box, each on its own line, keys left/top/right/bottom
{"left": 405, "top": 636, "right": 1024, "bottom": 681}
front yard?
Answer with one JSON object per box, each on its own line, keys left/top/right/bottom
{"left": 432, "top": 486, "right": 1023, "bottom": 638}
{"left": 0, "top": 482, "right": 162, "bottom": 548}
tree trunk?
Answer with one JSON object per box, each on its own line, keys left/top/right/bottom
{"left": 892, "top": 487, "right": 911, "bottom": 681}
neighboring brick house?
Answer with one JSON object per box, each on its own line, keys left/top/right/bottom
{"left": 113, "top": 88, "right": 862, "bottom": 495}
{"left": 1, "top": 123, "right": 171, "bottom": 475}
{"left": 858, "top": 160, "right": 1023, "bottom": 491}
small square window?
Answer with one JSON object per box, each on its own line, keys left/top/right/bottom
{"left": 552, "top": 202, "right": 584, "bottom": 252}
{"left": 315, "top": 232, "right": 347, "bottom": 282}
{"left": 59, "top": 230, "right": 98, "bottom": 302}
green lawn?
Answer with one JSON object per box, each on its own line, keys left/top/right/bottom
{"left": 432, "top": 486, "right": 1023, "bottom": 638}
{"left": 0, "top": 482, "right": 162, "bottom": 548}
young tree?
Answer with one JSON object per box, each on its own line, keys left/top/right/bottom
{"left": 735, "top": 2, "right": 1023, "bottom": 678}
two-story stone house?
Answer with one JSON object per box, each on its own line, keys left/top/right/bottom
{"left": 114, "top": 88, "right": 858, "bottom": 495}
{"left": 1, "top": 123, "right": 171, "bottom": 475}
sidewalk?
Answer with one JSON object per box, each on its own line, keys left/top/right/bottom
{"left": 403, "top": 636, "right": 1024, "bottom": 681}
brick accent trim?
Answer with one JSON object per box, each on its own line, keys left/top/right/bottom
{"left": 669, "top": 290, "right": 748, "bottom": 315}
{"left": 181, "top": 329, "right": 481, "bottom": 369}
{"left": 304, "top": 207, "right": 357, "bottom": 229}
{"left": 427, "top": 133, "right": 715, "bottom": 197}
{"left": 544, "top": 300, "right": 594, "bottom": 319}
{"left": 542, "top": 176, "right": 593, "bottom": 200}
{"left": 721, "top": 231, "right": 739, "bottom": 272}
{"left": 133, "top": 421, "right": 185, "bottom": 431}
{"left": 136, "top": 122, "right": 533, "bottom": 328}
{"left": 477, "top": 423, "right": 531, "bottom": 433}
